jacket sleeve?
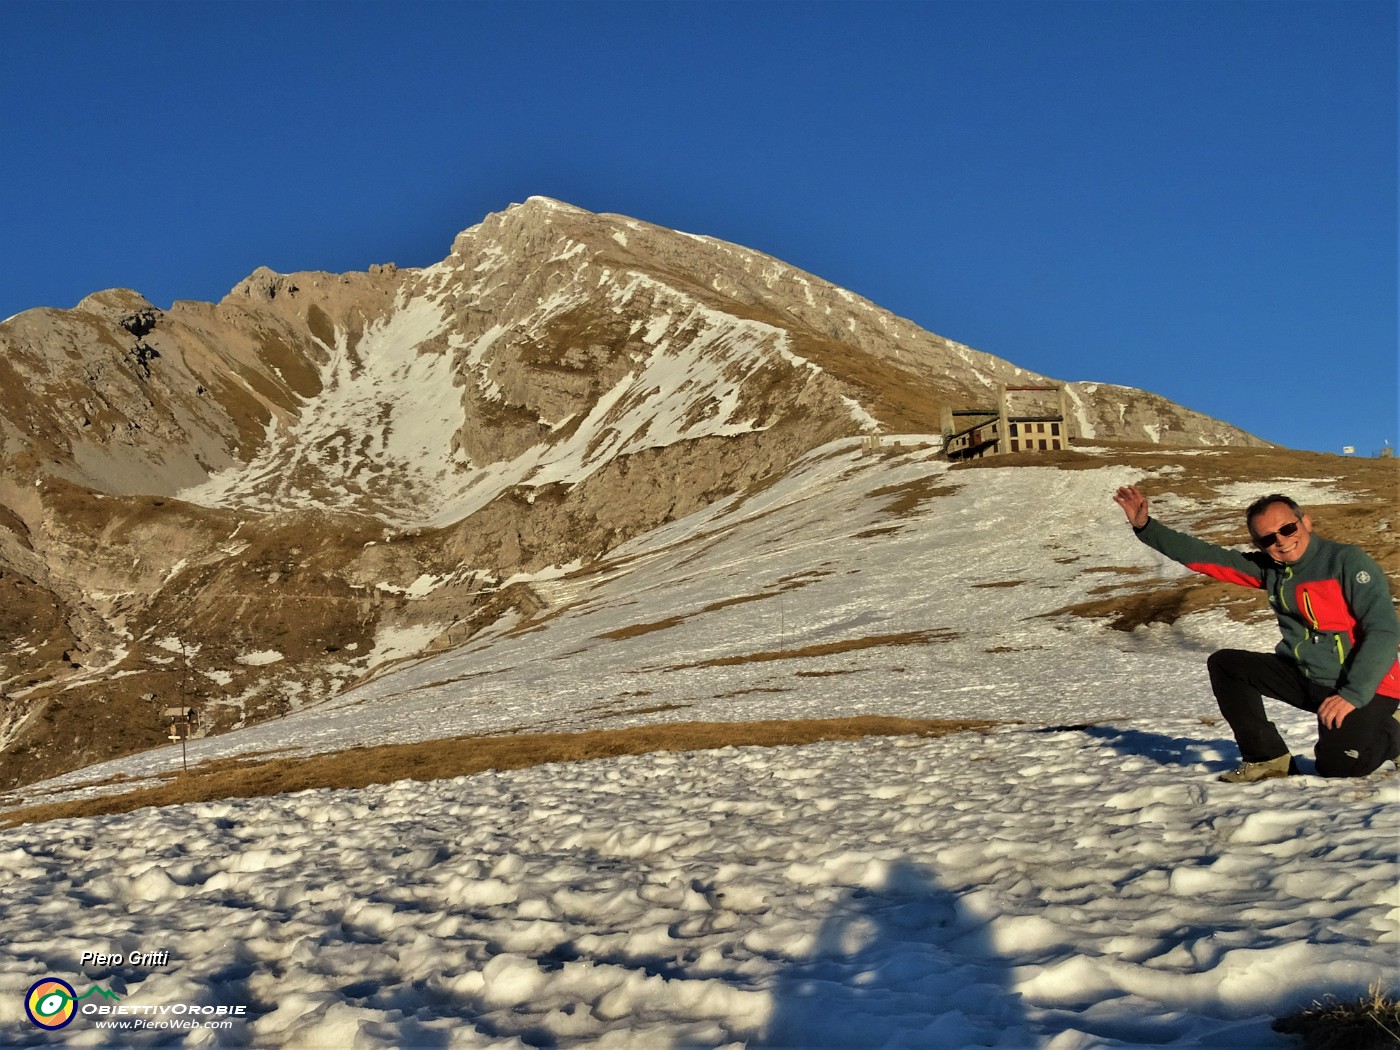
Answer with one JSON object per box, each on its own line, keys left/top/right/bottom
{"left": 1336, "top": 548, "right": 1400, "bottom": 705}
{"left": 1133, "top": 517, "right": 1265, "bottom": 589}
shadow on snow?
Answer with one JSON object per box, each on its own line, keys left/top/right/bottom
{"left": 1036, "top": 723, "right": 1237, "bottom": 771}
{"left": 757, "top": 859, "right": 1023, "bottom": 1049}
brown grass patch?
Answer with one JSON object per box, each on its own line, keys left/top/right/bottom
{"left": 586, "top": 702, "right": 692, "bottom": 721}
{"left": 0, "top": 717, "right": 997, "bottom": 829}
{"left": 667, "top": 629, "right": 960, "bottom": 670}
{"left": 871, "top": 478, "right": 960, "bottom": 517}
{"left": 1028, "top": 444, "right": 1398, "bottom": 632}
{"left": 1048, "top": 576, "right": 1268, "bottom": 631}
{"left": 951, "top": 447, "right": 1109, "bottom": 471}
{"left": 956, "top": 440, "right": 1395, "bottom": 504}
{"left": 856, "top": 525, "right": 903, "bottom": 539}
{"left": 1273, "top": 982, "right": 1400, "bottom": 1049}
{"left": 595, "top": 590, "right": 804, "bottom": 642}
{"left": 704, "top": 592, "right": 782, "bottom": 613}
{"left": 597, "top": 614, "right": 690, "bottom": 641}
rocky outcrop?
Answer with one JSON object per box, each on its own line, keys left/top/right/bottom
{"left": 0, "top": 197, "right": 1267, "bottom": 788}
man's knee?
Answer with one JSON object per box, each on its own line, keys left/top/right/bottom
{"left": 1207, "top": 650, "right": 1263, "bottom": 705}
{"left": 1315, "top": 739, "right": 1386, "bottom": 779}
{"left": 1315, "top": 754, "right": 1369, "bottom": 779}
{"left": 1204, "top": 649, "right": 1260, "bottom": 674}
{"left": 1207, "top": 648, "right": 1252, "bottom": 682}
{"left": 1316, "top": 700, "right": 1399, "bottom": 778}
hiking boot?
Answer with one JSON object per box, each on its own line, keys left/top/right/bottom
{"left": 1217, "top": 754, "right": 1297, "bottom": 783}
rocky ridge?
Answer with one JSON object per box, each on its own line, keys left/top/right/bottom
{"left": 0, "top": 197, "right": 1266, "bottom": 787}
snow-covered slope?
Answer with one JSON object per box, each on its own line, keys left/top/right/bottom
{"left": 0, "top": 440, "right": 1395, "bottom": 1048}
{"left": 2, "top": 440, "right": 1263, "bottom": 784}
{"left": 11, "top": 437, "right": 1382, "bottom": 792}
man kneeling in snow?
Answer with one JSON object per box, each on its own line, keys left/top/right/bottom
{"left": 1112, "top": 485, "right": 1400, "bottom": 782}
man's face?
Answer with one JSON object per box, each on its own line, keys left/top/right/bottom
{"left": 1249, "top": 502, "right": 1313, "bottom": 564}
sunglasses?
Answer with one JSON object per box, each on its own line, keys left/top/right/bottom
{"left": 1253, "top": 520, "right": 1301, "bottom": 549}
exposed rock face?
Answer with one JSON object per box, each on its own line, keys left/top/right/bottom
{"left": 0, "top": 197, "right": 1267, "bottom": 788}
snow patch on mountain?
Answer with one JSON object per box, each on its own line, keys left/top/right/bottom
{"left": 1065, "top": 383, "right": 1098, "bottom": 439}
{"left": 176, "top": 294, "right": 458, "bottom": 520}
{"left": 174, "top": 260, "right": 874, "bottom": 530}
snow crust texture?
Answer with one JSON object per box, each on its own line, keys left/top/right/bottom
{"left": 1, "top": 721, "right": 1394, "bottom": 1048}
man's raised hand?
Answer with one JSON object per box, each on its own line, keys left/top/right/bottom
{"left": 1114, "top": 485, "right": 1150, "bottom": 529}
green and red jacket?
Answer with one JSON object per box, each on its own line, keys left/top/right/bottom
{"left": 1133, "top": 517, "right": 1400, "bottom": 706}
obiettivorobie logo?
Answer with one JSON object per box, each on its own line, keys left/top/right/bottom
{"left": 23, "top": 973, "right": 247, "bottom": 1033}
{"left": 24, "top": 978, "right": 121, "bottom": 1030}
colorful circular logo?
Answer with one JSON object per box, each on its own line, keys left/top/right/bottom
{"left": 25, "top": 978, "right": 77, "bottom": 1030}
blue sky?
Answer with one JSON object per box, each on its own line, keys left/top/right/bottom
{"left": 2, "top": 1, "right": 1394, "bottom": 456}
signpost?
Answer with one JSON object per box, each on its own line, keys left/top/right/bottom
{"left": 163, "top": 707, "right": 199, "bottom": 772}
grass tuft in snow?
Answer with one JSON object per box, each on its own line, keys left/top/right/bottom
{"left": 1274, "top": 982, "right": 1400, "bottom": 1050}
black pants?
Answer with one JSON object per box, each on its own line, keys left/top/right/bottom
{"left": 1207, "top": 649, "right": 1400, "bottom": 777}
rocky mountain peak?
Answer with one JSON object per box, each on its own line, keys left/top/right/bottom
{"left": 74, "top": 287, "right": 161, "bottom": 321}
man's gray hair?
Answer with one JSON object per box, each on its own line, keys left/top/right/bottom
{"left": 1246, "top": 493, "right": 1302, "bottom": 525}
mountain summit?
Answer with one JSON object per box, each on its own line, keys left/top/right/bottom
{"left": 0, "top": 199, "right": 1264, "bottom": 786}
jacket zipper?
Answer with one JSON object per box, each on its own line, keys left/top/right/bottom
{"left": 1280, "top": 568, "right": 1312, "bottom": 672}
{"left": 1296, "top": 579, "right": 1347, "bottom": 671}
